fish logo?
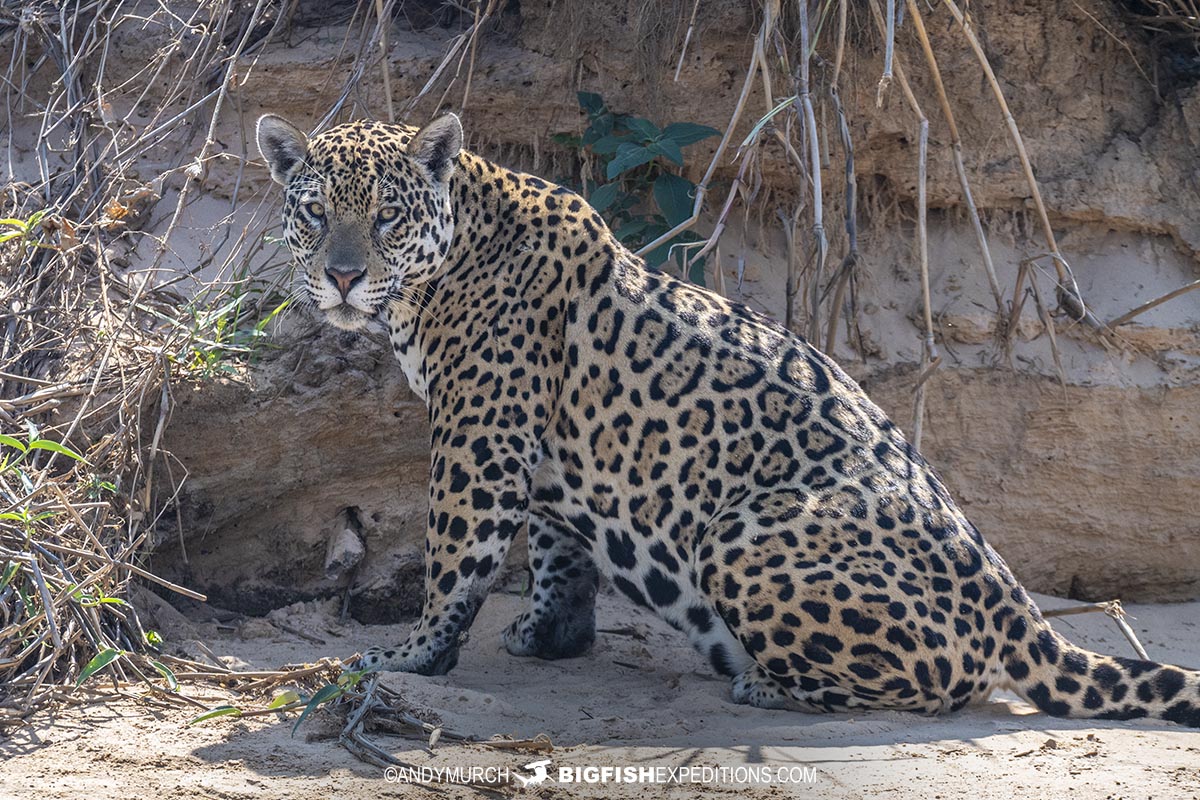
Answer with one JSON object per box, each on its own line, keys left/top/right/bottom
{"left": 513, "top": 758, "right": 552, "bottom": 787}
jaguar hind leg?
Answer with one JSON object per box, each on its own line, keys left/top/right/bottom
{"left": 730, "top": 664, "right": 882, "bottom": 712}
{"left": 698, "top": 489, "right": 976, "bottom": 714}
{"left": 502, "top": 515, "right": 599, "bottom": 660}
{"left": 731, "top": 664, "right": 806, "bottom": 710}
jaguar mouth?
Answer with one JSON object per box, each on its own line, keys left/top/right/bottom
{"left": 322, "top": 302, "right": 372, "bottom": 331}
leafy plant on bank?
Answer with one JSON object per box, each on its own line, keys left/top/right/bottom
{"left": 553, "top": 92, "right": 719, "bottom": 284}
{"left": 0, "top": 426, "right": 88, "bottom": 541}
{"left": 186, "top": 666, "right": 371, "bottom": 734}
{"left": 133, "top": 281, "right": 292, "bottom": 379}
{"left": 1, "top": 211, "right": 58, "bottom": 252}
{"left": 177, "top": 292, "right": 291, "bottom": 378}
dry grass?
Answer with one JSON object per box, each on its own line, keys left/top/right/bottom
{"left": 0, "top": 0, "right": 293, "bottom": 730}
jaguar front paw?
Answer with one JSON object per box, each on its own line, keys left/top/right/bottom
{"left": 356, "top": 640, "right": 461, "bottom": 676}
{"left": 502, "top": 608, "right": 595, "bottom": 660}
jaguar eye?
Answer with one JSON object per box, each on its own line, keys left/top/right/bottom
{"left": 305, "top": 202, "right": 325, "bottom": 219}
{"left": 377, "top": 206, "right": 400, "bottom": 224}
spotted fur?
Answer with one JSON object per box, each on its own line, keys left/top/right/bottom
{"left": 257, "top": 113, "right": 1200, "bottom": 726}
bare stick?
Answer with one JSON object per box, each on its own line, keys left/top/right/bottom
{"left": 1027, "top": 266, "right": 1067, "bottom": 388}
{"left": 674, "top": 0, "right": 703, "bottom": 82}
{"left": 1107, "top": 279, "right": 1200, "bottom": 328}
{"left": 941, "top": 0, "right": 1102, "bottom": 330}
{"left": 905, "top": 0, "right": 1004, "bottom": 316}
{"left": 374, "top": 0, "right": 395, "bottom": 122}
{"left": 636, "top": 0, "right": 776, "bottom": 258}
{"left": 878, "top": 0, "right": 896, "bottom": 105}
{"left": 680, "top": 144, "right": 756, "bottom": 278}
{"left": 1042, "top": 600, "right": 1150, "bottom": 660}
{"left": 820, "top": 86, "right": 859, "bottom": 352}
{"left": 911, "top": 117, "right": 934, "bottom": 451}
{"left": 832, "top": 0, "right": 848, "bottom": 87}
{"left": 460, "top": 0, "right": 497, "bottom": 114}
{"left": 797, "top": 3, "right": 828, "bottom": 343}
{"left": 27, "top": 557, "right": 62, "bottom": 650}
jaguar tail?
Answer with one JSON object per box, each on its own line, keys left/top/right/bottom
{"left": 1003, "top": 614, "right": 1200, "bottom": 727}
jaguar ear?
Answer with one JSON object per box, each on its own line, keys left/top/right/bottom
{"left": 409, "top": 113, "right": 463, "bottom": 184}
{"left": 256, "top": 114, "right": 308, "bottom": 185}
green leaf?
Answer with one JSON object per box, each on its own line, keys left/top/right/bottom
{"left": 28, "top": 439, "right": 86, "bottom": 462}
{"left": 188, "top": 705, "right": 243, "bottom": 725}
{"left": 648, "top": 139, "right": 684, "bottom": 166}
{"left": 589, "top": 134, "right": 632, "bottom": 156}
{"left": 150, "top": 660, "right": 178, "bottom": 691}
{"left": 254, "top": 298, "right": 292, "bottom": 335}
{"left": 268, "top": 690, "right": 302, "bottom": 710}
{"left": 606, "top": 144, "right": 657, "bottom": 179}
{"left": 0, "top": 512, "right": 25, "bottom": 521}
{"left": 653, "top": 173, "right": 695, "bottom": 227}
{"left": 583, "top": 112, "right": 615, "bottom": 143}
{"left": 662, "top": 122, "right": 721, "bottom": 147}
{"left": 612, "top": 192, "right": 640, "bottom": 213}
{"left": 0, "top": 435, "right": 27, "bottom": 453}
{"left": 624, "top": 117, "right": 661, "bottom": 142}
{"left": 587, "top": 183, "right": 622, "bottom": 214}
{"left": 577, "top": 91, "right": 605, "bottom": 117}
{"left": 0, "top": 561, "right": 20, "bottom": 591}
{"left": 76, "top": 647, "right": 123, "bottom": 687}
{"left": 291, "top": 683, "right": 344, "bottom": 736}
{"left": 145, "top": 630, "right": 163, "bottom": 646}
{"left": 614, "top": 218, "right": 652, "bottom": 242}
{"left": 337, "top": 668, "right": 369, "bottom": 689}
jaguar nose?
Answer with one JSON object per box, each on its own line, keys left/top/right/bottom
{"left": 325, "top": 266, "right": 365, "bottom": 300}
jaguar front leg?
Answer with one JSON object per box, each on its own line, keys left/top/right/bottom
{"left": 502, "top": 513, "right": 598, "bottom": 660}
{"left": 360, "top": 429, "right": 532, "bottom": 675}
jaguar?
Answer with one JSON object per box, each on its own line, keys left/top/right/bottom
{"left": 256, "top": 110, "right": 1200, "bottom": 725}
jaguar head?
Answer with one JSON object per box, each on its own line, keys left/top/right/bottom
{"left": 256, "top": 114, "right": 463, "bottom": 331}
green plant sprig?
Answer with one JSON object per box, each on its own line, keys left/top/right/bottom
{"left": 553, "top": 92, "right": 719, "bottom": 284}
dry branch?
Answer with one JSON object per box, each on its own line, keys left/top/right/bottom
{"left": 1107, "top": 279, "right": 1200, "bottom": 328}
{"left": 797, "top": 2, "right": 829, "bottom": 344}
{"left": 1042, "top": 600, "right": 1150, "bottom": 661}
{"left": 904, "top": 0, "right": 1004, "bottom": 319}
{"left": 940, "top": 0, "right": 1102, "bottom": 332}
{"left": 635, "top": 0, "right": 777, "bottom": 258}
{"left": 866, "top": 0, "right": 940, "bottom": 449}
{"left": 0, "top": 0, "right": 288, "bottom": 729}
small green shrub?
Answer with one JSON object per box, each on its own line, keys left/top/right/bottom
{"left": 178, "top": 293, "right": 291, "bottom": 378}
{"left": 554, "top": 92, "right": 719, "bottom": 284}
{"left": 0, "top": 429, "right": 87, "bottom": 548}
{"left": 0, "top": 211, "right": 54, "bottom": 252}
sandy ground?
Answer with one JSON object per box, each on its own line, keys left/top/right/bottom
{"left": 2, "top": 585, "right": 1199, "bottom": 799}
